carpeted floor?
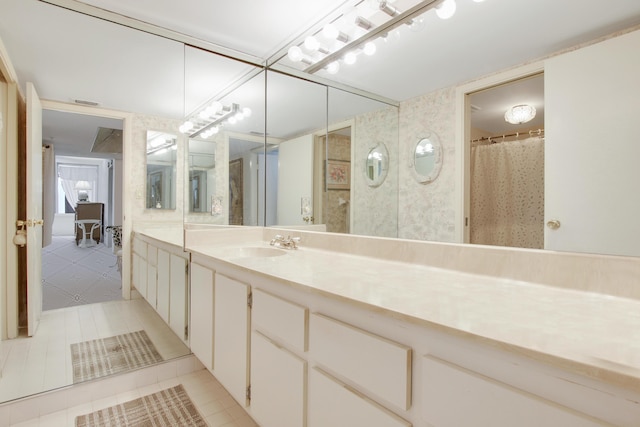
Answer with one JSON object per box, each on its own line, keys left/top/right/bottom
{"left": 42, "top": 235, "right": 122, "bottom": 310}
{"left": 71, "top": 330, "right": 164, "bottom": 383}
{"left": 75, "top": 384, "right": 207, "bottom": 427}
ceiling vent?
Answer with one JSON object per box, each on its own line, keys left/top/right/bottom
{"left": 91, "top": 127, "right": 123, "bottom": 154}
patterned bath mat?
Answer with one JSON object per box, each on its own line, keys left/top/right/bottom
{"left": 71, "top": 330, "right": 163, "bottom": 383}
{"left": 75, "top": 384, "right": 207, "bottom": 426}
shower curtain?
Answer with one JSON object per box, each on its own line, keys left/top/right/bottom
{"left": 470, "top": 137, "right": 544, "bottom": 249}
{"left": 42, "top": 145, "right": 55, "bottom": 247}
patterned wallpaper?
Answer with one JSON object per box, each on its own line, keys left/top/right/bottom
{"left": 352, "top": 105, "right": 399, "bottom": 238}
{"left": 397, "top": 87, "right": 457, "bottom": 243}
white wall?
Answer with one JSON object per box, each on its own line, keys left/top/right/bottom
{"left": 112, "top": 158, "right": 123, "bottom": 225}
{"left": 277, "top": 134, "right": 314, "bottom": 226}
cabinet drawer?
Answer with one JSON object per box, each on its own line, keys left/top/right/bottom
{"left": 308, "top": 367, "right": 410, "bottom": 427}
{"left": 252, "top": 289, "right": 308, "bottom": 352}
{"left": 421, "top": 356, "right": 608, "bottom": 427}
{"left": 133, "top": 237, "right": 146, "bottom": 258}
{"left": 309, "top": 313, "right": 411, "bottom": 410}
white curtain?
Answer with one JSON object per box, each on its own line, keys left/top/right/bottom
{"left": 42, "top": 145, "right": 55, "bottom": 247}
{"left": 58, "top": 164, "right": 98, "bottom": 208}
{"left": 470, "top": 137, "right": 544, "bottom": 249}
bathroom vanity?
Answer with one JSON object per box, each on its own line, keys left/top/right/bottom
{"left": 131, "top": 228, "right": 189, "bottom": 346}
{"left": 177, "top": 226, "right": 640, "bottom": 427}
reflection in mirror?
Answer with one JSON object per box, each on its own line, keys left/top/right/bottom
{"left": 413, "top": 133, "right": 442, "bottom": 184}
{"left": 265, "top": 71, "right": 327, "bottom": 227}
{"left": 365, "top": 143, "right": 389, "bottom": 187}
{"left": 146, "top": 131, "right": 177, "bottom": 209}
{"left": 327, "top": 87, "right": 399, "bottom": 238}
{"left": 188, "top": 139, "right": 216, "bottom": 213}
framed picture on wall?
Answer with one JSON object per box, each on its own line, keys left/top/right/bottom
{"left": 229, "top": 158, "right": 243, "bottom": 225}
{"left": 327, "top": 159, "right": 350, "bottom": 190}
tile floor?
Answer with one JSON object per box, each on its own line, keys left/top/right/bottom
{"left": 42, "top": 236, "right": 122, "bottom": 311}
{"left": 0, "top": 298, "right": 190, "bottom": 403}
{"left": 9, "top": 369, "right": 259, "bottom": 427}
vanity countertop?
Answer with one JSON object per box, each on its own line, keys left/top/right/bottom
{"left": 186, "top": 230, "right": 640, "bottom": 392}
{"left": 134, "top": 225, "right": 184, "bottom": 247}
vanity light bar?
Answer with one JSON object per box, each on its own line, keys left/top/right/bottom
{"left": 182, "top": 103, "right": 241, "bottom": 139}
{"left": 305, "top": 0, "right": 442, "bottom": 74}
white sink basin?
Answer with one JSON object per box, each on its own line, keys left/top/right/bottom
{"left": 227, "top": 246, "right": 288, "bottom": 258}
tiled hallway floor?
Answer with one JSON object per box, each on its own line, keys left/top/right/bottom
{"left": 9, "top": 369, "right": 259, "bottom": 427}
{"left": 42, "top": 236, "right": 122, "bottom": 311}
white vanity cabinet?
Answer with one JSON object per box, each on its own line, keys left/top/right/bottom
{"left": 132, "top": 237, "right": 147, "bottom": 298}
{"left": 146, "top": 245, "right": 158, "bottom": 309}
{"left": 169, "top": 254, "right": 188, "bottom": 342}
{"left": 421, "top": 356, "right": 608, "bottom": 427}
{"left": 156, "top": 249, "right": 170, "bottom": 323}
{"left": 132, "top": 232, "right": 190, "bottom": 344}
{"left": 213, "top": 273, "right": 251, "bottom": 407}
{"left": 190, "top": 262, "right": 214, "bottom": 371}
{"left": 251, "top": 331, "right": 306, "bottom": 427}
{"left": 250, "top": 289, "right": 308, "bottom": 427}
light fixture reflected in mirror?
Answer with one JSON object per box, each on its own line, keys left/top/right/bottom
{"left": 504, "top": 104, "right": 536, "bottom": 124}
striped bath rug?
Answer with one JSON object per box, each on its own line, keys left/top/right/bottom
{"left": 75, "top": 384, "right": 207, "bottom": 426}
{"left": 71, "top": 330, "right": 163, "bottom": 383}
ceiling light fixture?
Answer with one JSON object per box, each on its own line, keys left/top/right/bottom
{"left": 180, "top": 103, "right": 250, "bottom": 138}
{"left": 435, "top": 0, "right": 457, "bottom": 19}
{"left": 285, "top": 0, "right": 485, "bottom": 76}
{"left": 504, "top": 104, "right": 536, "bottom": 124}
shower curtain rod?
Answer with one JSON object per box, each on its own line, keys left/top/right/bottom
{"left": 471, "top": 128, "right": 544, "bottom": 143}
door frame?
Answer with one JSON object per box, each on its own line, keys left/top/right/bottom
{"left": 41, "top": 100, "right": 134, "bottom": 300}
{"left": 454, "top": 61, "right": 544, "bottom": 244}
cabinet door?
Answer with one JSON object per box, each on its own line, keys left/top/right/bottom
{"left": 308, "top": 367, "right": 410, "bottom": 427}
{"left": 146, "top": 264, "right": 157, "bottom": 308}
{"left": 190, "top": 263, "right": 214, "bottom": 371}
{"left": 156, "top": 249, "right": 170, "bottom": 323}
{"left": 132, "top": 253, "right": 140, "bottom": 291}
{"left": 421, "top": 356, "right": 607, "bottom": 427}
{"left": 137, "top": 255, "right": 148, "bottom": 298}
{"left": 214, "top": 273, "right": 250, "bottom": 407}
{"left": 169, "top": 255, "right": 187, "bottom": 342}
{"left": 250, "top": 331, "right": 306, "bottom": 427}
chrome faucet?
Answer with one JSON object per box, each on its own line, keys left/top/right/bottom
{"left": 269, "top": 234, "right": 300, "bottom": 250}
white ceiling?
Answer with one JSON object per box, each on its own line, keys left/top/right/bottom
{"left": 1, "top": 0, "right": 639, "bottom": 156}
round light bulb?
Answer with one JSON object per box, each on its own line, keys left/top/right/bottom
{"left": 323, "top": 23, "right": 339, "bottom": 39}
{"left": 199, "top": 110, "right": 209, "bottom": 119}
{"left": 242, "top": 107, "right": 252, "bottom": 117}
{"left": 436, "top": 0, "right": 456, "bottom": 19}
{"left": 363, "top": 41, "right": 377, "bottom": 56}
{"left": 211, "top": 126, "right": 219, "bottom": 134}
{"left": 344, "top": 51, "right": 357, "bottom": 65}
{"left": 211, "top": 101, "right": 223, "bottom": 114}
{"left": 327, "top": 61, "right": 340, "bottom": 75}
{"left": 235, "top": 112, "right": 245, "bottom": 121}
{"left": 183, "top": 121, "right": 193, "bottom": 131}
{"left": 228, "top": 116, "right": 237, "bottom": 125}
{"left": 304, "top": 36, "right": 319, "bottom": 51}
{"left": 287, "top": 46, "right": 304, "bottom": 62}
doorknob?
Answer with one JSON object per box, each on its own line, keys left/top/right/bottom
{"left": 546, "top": 220, "right": 561, "bottom": 230}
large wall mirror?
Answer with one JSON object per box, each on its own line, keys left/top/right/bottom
{"left": 146, "top": 131, "right": 177, "bottom": 210}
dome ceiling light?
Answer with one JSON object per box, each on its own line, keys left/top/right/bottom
{"left": 504, "top": 104, "right": 536, "bottom": 124}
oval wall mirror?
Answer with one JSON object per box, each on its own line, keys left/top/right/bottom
{"left": 413, "top": 132, "right": 442, "bottom": 184}
{"left": 365, "top": 143, "right": 389, "bottom": 187}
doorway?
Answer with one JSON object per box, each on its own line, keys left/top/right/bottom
{"left": 463, "top": 72, "right": 545, "bottom": 249}
{"left": 38, "top": 109, "right": 124, "bottom": 312}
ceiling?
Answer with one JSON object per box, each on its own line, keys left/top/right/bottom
{"left": 1, "top": 0, "right": 639, "bottom": 157}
